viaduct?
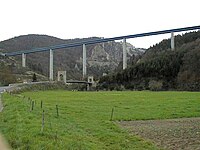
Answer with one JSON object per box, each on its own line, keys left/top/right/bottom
{"left": 1, "top": 25, "right": 200, "bottom": 81}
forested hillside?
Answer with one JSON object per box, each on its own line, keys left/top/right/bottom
{"left": 99, "top": 31, "right": 200, "bottom": 91}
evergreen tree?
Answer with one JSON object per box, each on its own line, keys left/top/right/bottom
{"left": 32, "top": 73, "right": 37, "bottom": 82}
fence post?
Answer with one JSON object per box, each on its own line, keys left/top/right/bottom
{"left": 110, "top": 108, "right": 114, "bottom": 121}
{"left": 41, "top": 100, "right": 43, "bottom": 109}
{"left": 30, "top": 101, "right": 34, "bottom": 111}
{"left": 56, "top": 105, "right": 59, "bottom": 117}
{"left": 41, "top": 110, "right": 45, "bottom": 133}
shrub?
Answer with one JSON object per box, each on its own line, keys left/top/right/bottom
{"left": 149, "top": 80, "right": 163, "bottom": 91}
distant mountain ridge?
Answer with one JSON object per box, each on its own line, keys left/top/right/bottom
{"left": 0, "top": 34, "right": 145, "bottom": 80}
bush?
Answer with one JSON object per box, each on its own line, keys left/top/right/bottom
{"left": 149, "top": 80, "right": 163, "bottom": 91}
{"left": 32, "top": 73, "right": 37, "bottom": 82}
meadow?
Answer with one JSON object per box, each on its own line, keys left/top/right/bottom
{"left": 0, "top": 91, "right": 200, "bottom": 149}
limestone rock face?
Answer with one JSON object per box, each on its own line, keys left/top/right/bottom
{"left": 90, "top": 44, "right": 109, "bottom": 61}
{"left": 87, "top": 42, "right": 146, "bottom": 70}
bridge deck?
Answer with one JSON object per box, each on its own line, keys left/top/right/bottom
{"left": 3, "top": 25, "right": 200, "bottom": 56}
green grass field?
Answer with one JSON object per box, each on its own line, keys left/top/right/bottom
{"left": 1, "top": 91, "right": 200, "bottom": 149}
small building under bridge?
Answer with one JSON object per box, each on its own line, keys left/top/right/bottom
{"left": 57, "top": 71, "right": 96, "bottom": 90}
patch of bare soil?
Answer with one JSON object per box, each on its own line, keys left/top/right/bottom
{"left": 118, "top": 118, "right": 200, "bottom": 150}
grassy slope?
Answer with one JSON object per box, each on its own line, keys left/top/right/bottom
{"left": 1, "top": 91, "right": 200, "bottom": 149}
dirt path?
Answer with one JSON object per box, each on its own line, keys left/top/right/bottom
{"left": 118, "top": 118, "right": 200, "bottom": 150}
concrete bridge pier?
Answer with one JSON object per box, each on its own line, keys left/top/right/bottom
{"left": 171, "top": 32, "right": 175, "bottom": 50}
{"left": 49, "top": 49, "right": 53, "bottom": 81}
{"left": 123, "top": 38, "right": 127, "bottom": 69}
{"left": 22, "top": 53, "right": 26, "bottom": 67}
{"left": 83, "top": 44, "right": 87, "bottom": 78}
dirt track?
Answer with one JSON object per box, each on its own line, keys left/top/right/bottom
{"left": 118, "top": 118, "right": 200, "bottom": 150}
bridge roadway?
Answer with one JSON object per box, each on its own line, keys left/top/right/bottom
{"left": 3, "top": 25, "right": 200, "bottom": 56}
{"left": 66, "top": 80, "right": 91, "bottom": 84}
{"left": 0, "top": 86, "right": 11, "bottom": 93}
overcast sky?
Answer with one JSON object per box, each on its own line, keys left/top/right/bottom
{"left": 0, "top": 0, "right": 199, "bottom": 48}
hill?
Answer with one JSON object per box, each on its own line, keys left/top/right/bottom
{"left": 0, "top": 35, "right": 145, "bottom": 81}
{"left": 0, "top": 54, "right": 48, "bottom": 86}
{"left": 99, "top": 31, "right": 200, "bottom": 91}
